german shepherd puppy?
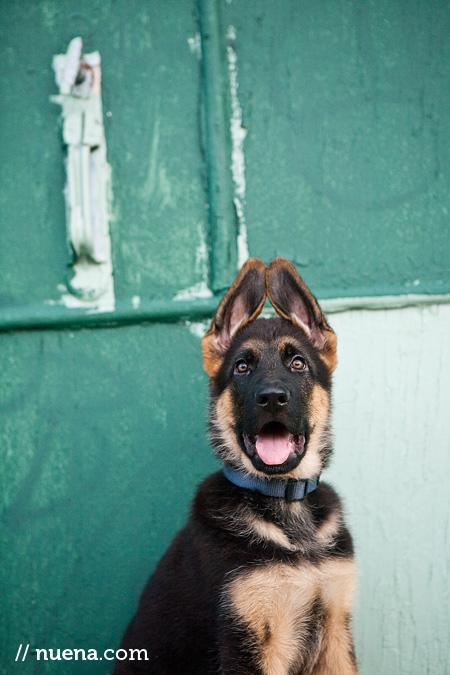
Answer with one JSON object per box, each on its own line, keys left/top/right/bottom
{"left": 114, "top": 258, "right": 357, "bottom": 675}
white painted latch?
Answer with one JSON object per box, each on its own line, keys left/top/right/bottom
{"left": 52, "top": 37, "right": 114, "bottom": 306}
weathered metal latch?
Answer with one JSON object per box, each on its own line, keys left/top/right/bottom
{"left": 52, "top": 37, "right": 114, "bottom": 307}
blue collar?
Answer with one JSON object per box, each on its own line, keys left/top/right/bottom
{"left": 223, "top": 465, "right": 320, "bottom": 502}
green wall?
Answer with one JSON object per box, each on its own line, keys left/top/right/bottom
{"left": 1, "top": 1, "right": 449, "bottom": 673}
{"left": 0, "top": 0, "right": 207, "bottom": 307}
{"left": 221, "top": 0, "right": 450, "bottom": 298}
{"left": 0, "top": 325, "right": 218, "bottom": 673}
{"left": 1, "top": 0, "right": 450, "bottom": 323}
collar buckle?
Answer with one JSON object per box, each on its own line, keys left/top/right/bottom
{"left": 284, "top": 478, "right": 297, "bottom": 502}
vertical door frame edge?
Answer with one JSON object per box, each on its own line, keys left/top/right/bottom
{"left": 198, "top": 0, "right": 238, "bottom": 293}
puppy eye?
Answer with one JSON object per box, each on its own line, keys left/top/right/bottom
{"left": 234, "top": 359, "right": 249, "bottom": 374}
{"left": 290, "top": 356, "right": 307, "bottom": 371}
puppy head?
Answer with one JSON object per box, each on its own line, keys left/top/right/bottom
{"left": 202, "top": 258, "right": 337, "bottom": 479}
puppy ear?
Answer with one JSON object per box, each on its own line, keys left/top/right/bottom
{"left": 266, "top": 258, "right": 337, "bottom": 369}
{"left": 202, "top": 258, "right": 266, "bottom": 377}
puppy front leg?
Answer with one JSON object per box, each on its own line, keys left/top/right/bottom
{"left": 309, "top": 617, "right": 357, "bottom": 675}
{"left": 308, "top": 558, "right": 357, "bottom": 675}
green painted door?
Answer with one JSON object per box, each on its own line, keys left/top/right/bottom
{"left": 1, "top": 1, "right": 449, "bottom": 674}
{"left": 1, "top": 2, "right": 222, "bottom": 671}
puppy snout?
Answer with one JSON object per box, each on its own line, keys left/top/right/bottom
{"left": 255, "top": 385, "right": 290, "bottom": 412}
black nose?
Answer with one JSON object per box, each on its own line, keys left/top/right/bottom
{"left": 255, "top": 385, "right": 290, "bottom": 411}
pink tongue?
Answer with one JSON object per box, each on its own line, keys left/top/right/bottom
{"left": 255, "top": 430, "right": 293, "bottom": 465}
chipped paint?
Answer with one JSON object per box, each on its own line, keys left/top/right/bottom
{"left": 187, "top": 33, "right": 202, "bottom": 59}
{"left": 173, "top": 223, "right": 212, "bottom": 301}
{"left": 141, "top": 116, "right": 173, "bottom": 213}
{"left": 60, "top": 288, "right": 115, "bottom": 314}
{"left": 132, "top": 296, "right": 141, "bottom": 309}
{"left": 173, "top": 281, "right": 213, "bottom": 301}
{"left": 46, "top": 283, "right": 115, "bottom": 313}
{"left": 183, "top": 319, "right": 210, "bottom": 338}
{"left": 194, "top": 221, "right": 209, "bottom": 282}
{"left": 226, "top": 25, "right": 249, "bottom": 269}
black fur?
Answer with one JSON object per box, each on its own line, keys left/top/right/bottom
{"left": 114, "top": 474, "right": 353, "bottom": 674}
{"left": 114, "top": 259, "right": 356, "bottom": 674}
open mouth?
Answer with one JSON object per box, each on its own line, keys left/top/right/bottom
{"left": 242, "top": 421, "right": 306, "bottom": 468}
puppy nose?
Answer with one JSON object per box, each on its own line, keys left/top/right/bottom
{"left": 255, "top": 385, "right": 290, "bottom": 411}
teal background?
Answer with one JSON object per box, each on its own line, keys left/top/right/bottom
{"left": 1, "top": 326, "right": 217, "bottom": 673}
{"left": 222, "top": 0, "right": 450, "bottom": 298}
{"left": 1, "top": 1, "right": 449, "bottom": 673}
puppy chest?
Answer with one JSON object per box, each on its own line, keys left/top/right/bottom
{"left": 226, "top": 564, "right": 318, "bottom": 674}
{"left": 226, "top": 560, "right": 356, "bottom": 675}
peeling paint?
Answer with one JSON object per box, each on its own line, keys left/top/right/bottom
{"left": 61, "top": 289, "right": 115, "bottom": 314}
{"left": 46, "top": 283, "right": 115, "bottom": 313}
{"left": 183, "top": 319, "right": 210, "bottom": 338}
{"left": 173, "top": 281, "right": 212, "bottom": 302}
{"left": 187, "top": 33, "right": 202, "bottom": 59}
{"left": 143, "top": 117, "right": 160, "bottom": 202}
{"left": 173, "top": 222, "right": 212, "bottom": 301}
{"left": 194, "top": 221, "right": 209, "bottom": 281}
{"left": 141, "top": 116, "right": 172, "bottom": 213}
{"left": 226, "top": 25, "right": 249, "bottom": 269}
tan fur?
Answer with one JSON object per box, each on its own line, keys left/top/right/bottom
{"left": 247, "top": 515, "right": 298, "bottom": 552}
{"left": 320, "top": 559, "right": 356, "bottom": 618}
{"left": 318, "top": 330, "right": 338, "bottom": 374}
{"left": 211, "top": 502, "right": 300, "bottom": 553}
{"left": 202, "top": 258, "right": 266, "bottom": 378}
{"left": 235, "top": 337, "right": 267, "bottom": 353}
{"left": 290, "top": 384, "right": 329, "bottom": 480}
{"left": 276, "top": 336, "right": 304, "bottom": 352}
{"left": 266, "top": 258, "right": 338, "bottom": 373}
{"left": 309, "top": 384, "right": 330, "bottom": 425}
{"left": 228, "top": 564, "right": 319, "bottom": 675}
{"left": 227, "top": 502, "right": 344, "bottom": 556}
{"left": 201, "top": 338, "right": 223, "bottom": 379}
{"left": 216, "top": 388, "right": 234, "bottom": 423}
{"left": 213, "top": 390, "right": 243, "bottom": 465}
{"left": 275, "top": 334, "right": 337, "bottom": 374}
{"left": 316, "top": 510, "right": 342, "bottom": 543}
{"left": 213, "top": 390, "right": 266, "bottom": 477}
{"left": 228, "top": 559, "right": 356, "bottom": 675}
{"left": 311, "top": 560, "right": 357, "bottom": 675}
